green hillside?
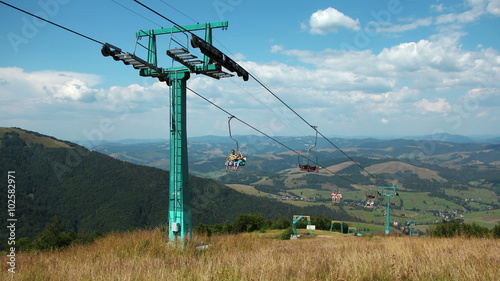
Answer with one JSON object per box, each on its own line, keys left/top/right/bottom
{"left": 0, "top": 128, "right": 358, "bottom": 250}
{"left": 91, "top": 134, "right": 500, "bottom": 228}
{"left": 0, "top": 127, "right": 70, "bottom": 148}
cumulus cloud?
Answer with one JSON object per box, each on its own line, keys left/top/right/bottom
{"left": 0, "top": 67, "right": 100, "bottom": 100}
{"left": 372, "top": 0, "right": 500, "bottom": 35}
{"left": 435, "top": 0, "right": 489, "bottom": 24}
{"left": 460, "top": 88, "right": 500, "bottom": 107}
{"left": 44, "top": 79, "right": 97, "bottom": 103}
{"left": 2, "top": 11, "right": 499, "bottom": 140}
{"left": 309, "top": 7, "right": 360, "bottom": 34}
{"left": 270, "top": 44, "right": 284, "bottom": 53}
{"left": 431, "top": 4, "right": 445, "bottom": 12}
{"left": 487, "top": 0, "right": 500, "bottom": 15}
{"left": 274, "top": 35, "right": 500, "bottom": 92}
{"left": 0, "top": 67, "right": 172, "bottom": 118}
{"left": 414, "top": 98, "right": 452, "bottom": 113}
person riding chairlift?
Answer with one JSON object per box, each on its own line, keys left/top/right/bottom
{"left": 233, "top": 151, "right": 246, "bottom": 171}
{"left": 225, "top": 149, "right": 236, "bottom": 172}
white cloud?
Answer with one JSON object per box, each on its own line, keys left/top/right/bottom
{"left": 2, "top": 19, "right": 499, "bottom": 140}
{"left": 273, "top": 35, "right": 500, "bottom": 93}
{"left": 460, "top": 88, "right": 500, "bottom": 107}
{"left": 376, "top": 17, "right": 433, "bottom": 33}
{"left": 377, "top": 39, "right": 472, "bottom": 72}
{"left": 487, "top": 0, "right": 500, "bottom": 15}
{"left": 0, "top": 67, "right": 101, "bottom": 100}
{"left": 414, "top": 98, "right": 452, "bottom": 113}
{"left": 476, "top": 111, "right": 488, "bottom": 117}
{"left": 309, "top": 7, "right": 360, "bottom": 34}
{"left": 44, "top": 79, "right": 97, "bottom": 103}
{"left": 270, "top": 44, "right": 284, "bottom": 53}
{"left": 380, "top": 0, "right": 500, "bottom": 34}
{"left": 431, "top": 4, "right": 445, "bottom": 12}
{"left": 231, "top": 53, "right": 246, "bottom": 61}
{"left": 435, "top": 0, "right": 488, "bottom": 24}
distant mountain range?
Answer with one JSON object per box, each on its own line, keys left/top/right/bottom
{"left": 88, "top": 131, "right": 500, "bottom": 228}
{"left": 400, "top": 133, "right": 500, "bottom": 144}
{"left": 74, "top": 133, "right": 500, "bottom": 149}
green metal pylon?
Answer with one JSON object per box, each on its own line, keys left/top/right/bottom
{"left": 379, "top": 186, "right": 399, "bottom": 235}
{"left": 102, "top": 8, "right": 246, "bottom": 246}
{"left": 135, "top": 21, "right": 231, "bottom": 245}
{"left": 406, "top": 220, "right": 416, "bottom": 236}
{"left": 330, "top": 220, "right": 344, "bottom": 233}
{"left": 292, "top": 215, "right": 312, "bottom": 236}
{"left": 168, "top": 70, "right": 192, "bottom": 243}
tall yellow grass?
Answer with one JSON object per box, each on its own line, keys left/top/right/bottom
{"left": 1, "top": 230, "right": 498, "bottom": 280}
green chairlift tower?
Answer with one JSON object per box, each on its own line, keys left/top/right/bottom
{"left": 379, "top": 186, "right": 399, "bottom": 234}
{"left": 406, "top": 220, "right": 418, "bottom": 236}
{"left": 101, "top": 18, "right": 248, "bottom": 245}
{"left": 330, "top": 220, "right": 344, "bottom": 233}
{"left": 292, "top": 215, "right": 313, "bottom": 236}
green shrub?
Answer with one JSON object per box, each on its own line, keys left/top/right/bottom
{"left": 279, "top": 228, "right": 294, "bottom": 240}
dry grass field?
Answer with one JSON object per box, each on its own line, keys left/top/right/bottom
{"left": 1, "top": 229, "right": 499, "bottom": 280}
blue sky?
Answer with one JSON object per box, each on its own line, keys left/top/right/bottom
{"left": 1, "top": 0, "right": 499, "bottom": 143}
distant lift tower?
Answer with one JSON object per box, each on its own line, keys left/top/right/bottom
{"left": 292, "top": 215, "right": 313, "bottom": 236}
{"left": 101, "top": 20, "right": 248, "bottom": 244}
{"left": 378, "top": 186, "right": 399, "bottom": 234}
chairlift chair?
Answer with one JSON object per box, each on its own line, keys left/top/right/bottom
{"left": 298, "top": 126, "right": 320, "bottom": 172}
{"left": 227, "top": 116, "right": 247, "bottom": 168}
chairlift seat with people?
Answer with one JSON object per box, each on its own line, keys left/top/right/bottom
{"left": 225, "top": 116, "right": 247, "bottom": 171}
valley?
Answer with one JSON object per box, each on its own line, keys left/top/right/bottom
{"left": 91, "top": 134, "right": 500, "bottom": 229}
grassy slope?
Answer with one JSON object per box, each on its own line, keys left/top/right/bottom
{"left": 463, "top": 209, "right": 500, "bottom": 227}
{"left": 0, "top": 127, "right": 70, "bottom": 148}
{"left": 1, "top": 229, "right": 498, "bottom": 281}
{"left": 365, "top": 161, "right": 447, "bottom": 181}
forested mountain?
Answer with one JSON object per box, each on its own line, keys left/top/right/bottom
{"left": 0, "top": 127, "right": 356, "bottom": 250}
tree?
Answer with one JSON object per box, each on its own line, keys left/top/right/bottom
{"left": 271, "top": 217, "right": 292, "bottom": 229}
{"left": 430, "top": 220, "right": 492, "bottom": 238}
{"left": 232, "top": 213, "right": 265, "bottom": 233}
{"left": 493, "top": 223, "right": 500, "bottom": 238}
{"left": 311, "top": 216, "right": 331, "bottom": 230}
{"left": 32, "top": 218, "right": 73, "bottom": 251}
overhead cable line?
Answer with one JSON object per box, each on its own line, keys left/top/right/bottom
{"left": 132, "top": 0, "right": 312, "bottom": 138}
{"left": 0, "top": 1, "right": 105, "bottom": 45}
{"left": 130, "top": 1, "right": 388, "bottom": 186}
{"left": 248, "top": 72, "right": 388, "bottom": 186}
{"left": 226, "top": 79, "right": 310, "bottom": 137}
{"left": 2, "top": 0, "right": 385, "bottom": 186}
{"left": 186, "top": 86, "right": 358, "bottom": 186}
{"left": 159, "top": 0, "right": 199, "bottom": 24}
{"left": 133, "top": 0, "right": 195, "bottom": 36}
{"left": 112, "top": 0, "right": 163, "bottom": 28}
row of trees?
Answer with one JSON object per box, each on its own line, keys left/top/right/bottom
{"left": 429, "top": 220, "right": 500, "bottom": 238}
{"left": 4, "top": 218, "right": 103, "bottom": 252}
{"left": 193, "top": 214, "right": 349, "bottom": 240}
